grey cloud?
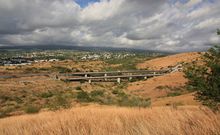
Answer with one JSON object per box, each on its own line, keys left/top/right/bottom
{"left": 0, "top": 0, "right": 219, "bottom": 52}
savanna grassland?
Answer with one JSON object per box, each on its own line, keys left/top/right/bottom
{"left": 0, "top": 51, "right": 219, "bottom": 135}
{"left": 0, "top": 53, "right": 153, "bottom": 118}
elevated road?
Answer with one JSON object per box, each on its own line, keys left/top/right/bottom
{"left": 61, "top": 70, "right": 169, "bottom": 76}
{"left": 60, "top": 70, "right": 169, "bottom": 83}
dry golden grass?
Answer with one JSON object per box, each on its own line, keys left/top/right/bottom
{"left": 137, "top": 52, "right": 201, "bottom": 70}
{"left": 152, "top": 93, "right": 200, "bottom": 106}
{"left": 0, "top": 106, "right": 219, "bottom": 135}
{"left": 127, "top": 72, "right": 188, "bottom": 98}
{"left": 126, "top": 72, "right": 200, "bottom": 106}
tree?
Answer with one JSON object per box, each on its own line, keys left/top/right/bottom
{"left": 184, "top": 30, "right": 220, "bottom": 110}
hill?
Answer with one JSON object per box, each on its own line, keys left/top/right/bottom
{"left": 0, "top": 45, "right": 168, "bottom": 54}
{"left": 1, "top": 51, "right": 219, "bottom": 135}
{"left": 137, "top": 52, "right": 201, "bottom": 70}
{"left": 126, "top": 72, "right": 200, "bottom": 106}
{"left": 127, "top": 52, "right": 203, "bottom": 106}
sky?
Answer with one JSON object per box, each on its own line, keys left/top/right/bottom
{"left": 0, "top": 0, "right": 219, "bottom": 52}
{"left": 75, "top": 0, "right": 100, "bottom": 8}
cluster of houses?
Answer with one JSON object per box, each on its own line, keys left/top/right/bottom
{"left": 0, "top": 57, "right": 59, "bottom": 66}
{"left": 0, "top": 58, "right": 33, "bottom": 66}
{"left": 33, "top": 59, "right": 59, "bottom": 63}
{"left": 80, "top": 53, "right": 136, "bottom": 60}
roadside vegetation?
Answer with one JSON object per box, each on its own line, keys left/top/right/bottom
{"left": 24, "top": 66, "right": 72, "bottom": 73}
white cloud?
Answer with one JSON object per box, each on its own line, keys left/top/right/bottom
{"left": 81, "top": 0, "right": 124, "bottom": 21}
{"left": 195, "top": 18, "right": 220, "bottom": 29}
{"left": 0, "top": 0, "right": 219, "bottom": 52}
{"left": 187, "top": 6, "right": 211, "bottom": 18}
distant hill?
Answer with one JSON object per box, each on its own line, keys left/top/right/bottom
{"left": 0, "top": 45, "right": 169, "bottom": 54}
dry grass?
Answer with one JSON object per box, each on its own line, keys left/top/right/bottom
{"left": 137, "top": 52, "right": 201, "bottom": 70}
{"left": 127, "top": 72, "right": 188, "bottom": 98}
{"left": 126, "top": 72, "right": 200, "bottom": 106}
{"left": 0, "top": 106, "right": 219, "bottom": 135}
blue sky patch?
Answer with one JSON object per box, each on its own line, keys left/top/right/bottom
{"left": 75, "top": 0, "right": 100, "bottom": 8}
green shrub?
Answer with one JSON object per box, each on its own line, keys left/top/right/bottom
{"left": 14, "top": 97, "right": 23, "bottom": 104}
{"left": 55, "top": 95, "right": 70, "bottom": 108}
{"left": 167, "top": 92, "right": 181, "bottom": 97}
{"left": 76, "top": 91, "right": 92, "bottom": 102}
{"left": 184, "top": 30, "right": 220, "bottom": 110}
{"left": 0, "top": 107, "right": 15, "bottom": 118}
{"left": 25, "top": 105, "right": 41, "bottom": 114}
{"left": 52, "top": 66, "right": 72, "bottom": 73}
{"left": 112, "top": 88, "right": 127, "bottom": 97}
{"left": 90, "top": 90, "right": 104, "bottom": 97}
{"left": 118, "top": 96, "right": 151, "bottom": 107}
{"left": 0, "top": 95, "right": 10, "bottom": 102}
{"left": 112, "top": 89, "right": 120, "bottom": 95}
{"left": 156, "top": 85, "right": 169, "bottom": 90}
{"left": 47, "top": 94, "right": 71, "bottom": 110}
{"left": 80, "top": 80, "right": 85, "bottom": 83}
{"left": 41, "top": 91, "right": 54, "bottom": 98}
{"left": 75, "top": 86, "right": 82, "bottom": 91}
{"left": 111, "top": 89, "right": 151, "bottom": 108}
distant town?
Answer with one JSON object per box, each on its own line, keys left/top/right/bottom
{"left": 0, "top": 49, "right": 163, "bottom": 66}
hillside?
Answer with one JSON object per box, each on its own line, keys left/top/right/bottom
{"left": 0, "top": 52, "right": 204, "bottom": 118}
{"left": 127, "top": 52, "right": 203, "bottom": 106}
{"left": 137, "top": 52, "right": 201, "bottom": 70}
{"left": 126, "top": 72, "right": 200, "bottom": 106}
{"left": 1, "top": 52, "right": 219, "bottom": 135}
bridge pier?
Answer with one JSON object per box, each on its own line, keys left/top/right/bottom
{"left": 104, "top": 73, "right": 107, "bottom": 81}
{"left": 88, "top": 79, "right": 91, "bottom": 84}
{"left": 117, "top": 78, "right": 121, "bottom": 84}
{"left": 55, "top": 75, "right": 59, "bottom": 80}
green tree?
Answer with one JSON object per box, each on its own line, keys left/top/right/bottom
{"left": 184, "top": 30, "right": 220, "bottom": 110}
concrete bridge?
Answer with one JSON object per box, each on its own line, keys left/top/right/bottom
{"left": 59, "top": 70, "right": 169, "bottom": 84}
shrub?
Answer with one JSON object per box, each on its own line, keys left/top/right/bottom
{"left": 111, "top": 89, "right": 151, "bottom": 107}
{"left": 75, "top": 86, "right": 82, "bottom": 91}
{"left": 90, "top": 90, "right": 104, "bottom": 97}
{"left": 90, "top": 90, "right": 105, "bottom": 103}
{"left": 41, "top": 91, "right": 53, "bottom": 98}
{"left": 80, "top": 80, "right": 85, "bottom": 84}
{"left": 156, "top": 85, "right": 169, "bottom": 90}
{"left": 47, "top": 94, "right": 71, "bottom": 110}
{"left": 118, "top": 96, "right": 151, "bottom": 107}
{"left": 14, "top": 97, "right": 23, "bottom": 104}
{"left": 52, "top": 66, "right": 72, "bottom": 73}
{"left": 25, "top": 105, "right": 41, "bottom": 114}
{"left": 167, "top": 92, "right": 181, "bottom": 97}
{"left": 184, "top": 30, "right": 220, "bottom": 110}
{"left": 76, "top": 91, "right": 92, "bottom": 102}
{"left": 0, "top": 107, "right": 14, "bottom": 118}
{"left": 55, "top": 95, "right": 70, "bottom": 108}
{"left": 112, "top": 89, "right": 120, "bottom": 95}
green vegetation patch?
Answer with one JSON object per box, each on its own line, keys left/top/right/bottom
{"left": 184, "top": 30, "right": 220, "bottom": 110}
{"left": 25, "top": 105, "right": 41, "bottom": 114}
{"left": 167, "top": 92, "right": 182, "bottom": 97}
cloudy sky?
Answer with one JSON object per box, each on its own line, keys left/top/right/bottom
{"left": 0, "top": 0, "right": 219, "bottom": 52}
